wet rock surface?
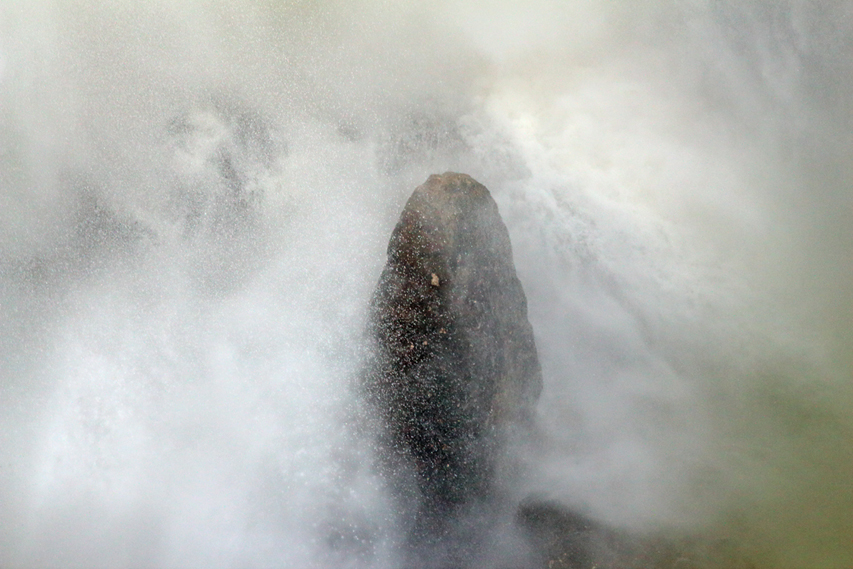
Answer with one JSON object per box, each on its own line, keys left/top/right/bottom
{"left": 364, "top": 172, "right": 542, "bottom": 566}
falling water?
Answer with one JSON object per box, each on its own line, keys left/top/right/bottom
{"left": 1, "top": 2, "right": 851, "bottom": 567}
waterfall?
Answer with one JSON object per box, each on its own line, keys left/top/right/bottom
{"left": 1, "top": 2, "right": 851, "bottom": 567}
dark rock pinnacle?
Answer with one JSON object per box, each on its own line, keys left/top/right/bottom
{"left": 364, "top": 172, "right": 542, "bottom": 565}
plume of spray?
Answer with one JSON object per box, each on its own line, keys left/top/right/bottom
{"left": 0, "top": 1, "right": 851, "bottom": 567}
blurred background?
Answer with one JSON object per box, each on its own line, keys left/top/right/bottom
{"left": 0, "top": 1, "right": 851, "bottom": 567}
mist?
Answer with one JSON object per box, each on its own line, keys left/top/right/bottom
{"left": 1, "top": 1, "right": 851, "bottom": 567}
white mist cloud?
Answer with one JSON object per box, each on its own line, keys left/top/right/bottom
{"left": 0, "top": 1, "right": 851, "bottom": 567}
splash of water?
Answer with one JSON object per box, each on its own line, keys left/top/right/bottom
{"left": 1, "top": 1, "right": 851, "bottom": 567}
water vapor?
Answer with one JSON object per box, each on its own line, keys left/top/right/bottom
{"left": 1, "top": 1, "right": 851, "bottom": 567}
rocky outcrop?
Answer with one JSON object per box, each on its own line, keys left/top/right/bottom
{"left": 363, "top": 173, "right": 541, "bottom": 565}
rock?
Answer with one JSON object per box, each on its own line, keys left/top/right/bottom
{"left": 517, "top": 498, "right": 758, "bottom": 569}
{"left": 516, "top": 499, "right": 632, "bottom": 569}
{"left": 364, "top": 173, "right": 542, "bottom": 565}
